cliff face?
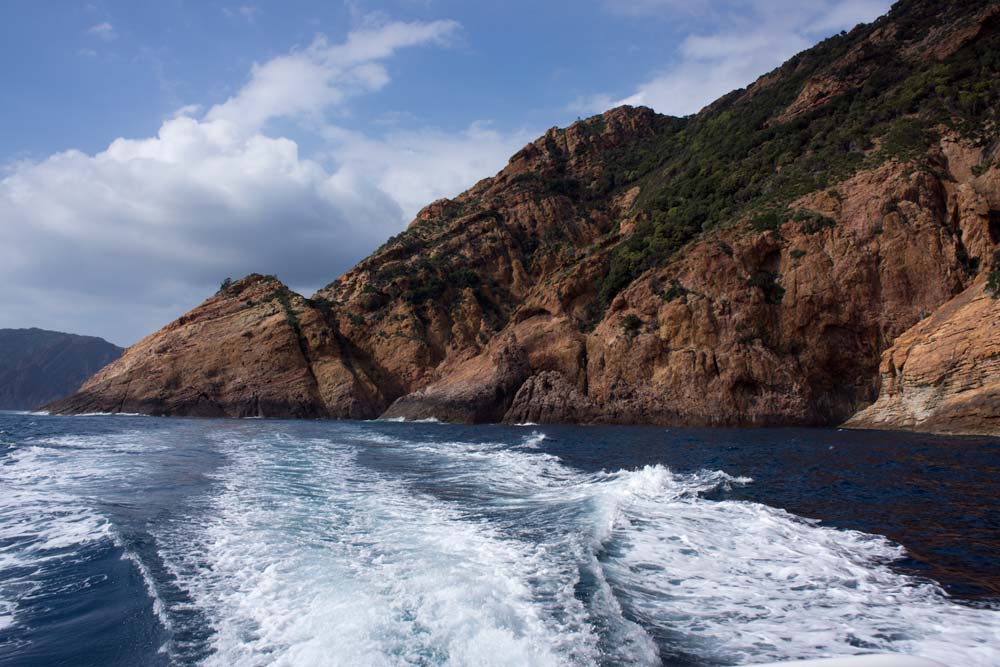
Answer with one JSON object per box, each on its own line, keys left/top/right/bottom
{"left": 845, "top": 275, "right": 1000, "bottom": 435}
{"left": 49, "top": 0, "right": 1000, "bottom": 434}
{"left": 0, "top": 328, "right": 122, "bottom": 410}
{"left": 50, "top": 275, "right": 379, "bottom": 418}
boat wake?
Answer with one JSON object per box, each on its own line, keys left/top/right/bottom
{"left": 0, "top": 421, "right": 997, "bottom": 666}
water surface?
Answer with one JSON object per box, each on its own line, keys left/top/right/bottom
{"left": 0, "top": 413, "right": 997, "bottom": 666}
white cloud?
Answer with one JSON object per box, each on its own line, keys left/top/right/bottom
{"left": 324, "top": 121, "right": 536, "bottom": 220}
{"left": 206, "top": 20, "right": 458, "bottom": 133}
{"left": 87, "top": 22, "right": 116, "bottom": 40}
{"left": 590, "top": 0, "right": 891, "bottom": 116}
{"left": 0, "top": 19, "right": 524, "bottom": 345}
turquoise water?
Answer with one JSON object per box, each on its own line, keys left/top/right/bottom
{"left": 0, "top": 413, "right": 998, "bottom": 666}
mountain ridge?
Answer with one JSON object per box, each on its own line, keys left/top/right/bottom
{"left": 49, "top": 0, "right": 1000, "bottom": 435}
{"left": 0, "top": 328, "right": 123, "bottom": 410}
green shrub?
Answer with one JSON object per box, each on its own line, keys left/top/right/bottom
{"left": 589, "top": 20, "right": 1000, "bottom": 311}
{"left": 988, "top": 251, "right": 1000, "bottom": 298}
{"left": 749, "top": 211, "right": 783, "bottom": 233}
{"left": 880, "top": 117, "right": 931, "bottom": 159}
{"left": 790, "top": 249, "right": 807, "bottom": 260}
{"left": 403, "top": 276, "right": 447, "bottom": 305}
{"left": 747, "top": 271, "right": 786, "bottom": 305}
{"left": 794, "top": 209, "right": 837, "bottom": 235}
{"left": 661, "top": 279, "right": 689, "bottom": 302}
{"left": 274, "top": 291, "right": 300, "bottom": 330}
{"left": 622, "top": 314, "right": 643, "bottom": 336}
{"left": 219, "top": 277, "right": 233, "bottom": 293}
{"left": 971, "top": 161, "right": 993, "bottom": 177}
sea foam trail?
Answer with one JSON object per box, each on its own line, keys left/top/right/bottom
{"left": 0, "top": 429, "right": 183, "bottom": 665}
{"left": 0, "top": 441, "right": 116, "bottom": 637}
{"left": 2, "top": 422, "right": 997, "bottom": 667}
{"left": 367, "top": 429, "right": 1000, "bottom": 667}
{"left": 156, "top": 433, "right": 605, "bottom": 667}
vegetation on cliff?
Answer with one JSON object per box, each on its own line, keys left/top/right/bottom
{"left": 595, "top": 0, "right": 1000, "bottom": 306}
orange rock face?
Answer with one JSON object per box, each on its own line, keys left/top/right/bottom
{"left": 845, "top": 276, "right": 1000, "bottom": 435}
{"left": 48, "top": 275, "right": 378, "bottom": 418}
{"left": 49, "top": 3, "right": 1000, "bottom": 434}
{"left": 51, "top": 133, "right": 998, "bottom": 432}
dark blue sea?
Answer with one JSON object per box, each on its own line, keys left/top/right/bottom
{"left": 0, "top": 412, "right": 997, "bottom": 666}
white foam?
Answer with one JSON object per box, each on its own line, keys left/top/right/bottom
{"left": 71, "top": 411, "right": 150, "bottom": 417}
{"left": 2, "top": 422, "right": 997, "bottom": 667}
{"left": 155, "top": 433, "right": 604, "bottom": 666}
{"left": 592, "top": 470, "right": 1000, "bottom": 666}
{"left": 0, "top": 430, "right": 174, "bottom": 638}
{"left": 119, "top": 545, "right": 172, "bottom": 633}
{"left": 0, "top": 443, "right": 117, "bottom": 634}
{"left": 358, "top": 432, "right": 1000, "bottom": 667}
{"left": 521, "top": 431, "right": 548, "bottom": 448}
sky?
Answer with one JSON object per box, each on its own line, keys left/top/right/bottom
{"left": 0, "top": 0, "right": 893, "bottom": 346}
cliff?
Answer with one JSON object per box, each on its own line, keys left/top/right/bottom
{"left": 48, "top": 275, "right": 379, "bottom": 418}
{"left": 49, "top": 0, "right": 1000, "bottom": 435}
{"left": 845, "top": 274, "right": 1000, "bottom": 435}
{"left": 0, "top": 328, "right": 123, "bottom": 410}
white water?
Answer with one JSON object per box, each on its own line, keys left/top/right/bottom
{"left": 151, "top": 429, "right": 1000, "bottom": 666}
{"left": 0, "top": 423, "right": 997, "bottom": 666}
{"left": 0, "top": 438, "right": 118, "bottom": 637}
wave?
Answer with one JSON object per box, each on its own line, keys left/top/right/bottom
{"left": 354, "top": 429, "right": 1000, "bottom": 666}
{"left": 0, "top": 442, "right": 117, "bottom": 637}
{"left": 71, "top": 411, "right": 150, "bottom": 417}
{"left": 2, "top": 421, "right": 997, "bottom": 666}
{"left": 521, "top": 431, "right": 548, "bottom": 448}
{"left": 154, "top": 433, "right": 604, "bottom": 666}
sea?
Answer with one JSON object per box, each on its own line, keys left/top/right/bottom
{"left": 0, "top": 411, "right": 997, "bottom": 667}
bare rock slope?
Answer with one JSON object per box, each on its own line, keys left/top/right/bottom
{"left": 846, "top": 276, "right": 1000, "bottom": 435}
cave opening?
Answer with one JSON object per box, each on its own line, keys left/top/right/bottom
{"left": 989, "top": 210, "right": 1000, "bottom": 244}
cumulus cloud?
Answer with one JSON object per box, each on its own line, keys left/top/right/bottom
{"left": 323, "top": 122, "right": 535, "bottom": 220}
{"left": 206, "top": 20, "right": 458, "bottom": 133}
{"left": 0, "top": 19, "right": 525, "bottom": 345}
{"left": 592, "top": 0, "right": 891, "bottom": 116}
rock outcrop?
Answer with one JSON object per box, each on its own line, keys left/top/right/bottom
{"left": 49, "top": 275, "right": 379, "bottom": 418}
{"left": 846, "top": 276, "right": 1000, "bottom": 435}
{"left": 49, "top": 0, "right": 1000, "bottom": 435}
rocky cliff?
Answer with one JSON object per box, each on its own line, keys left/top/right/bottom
{"left": 0, "top": 328, "right": 123, "bottom": 410}
{"left": 48, "top": 275, "right": 379, "bottom": 418}
{"left": 845, "top": 274, "right": 1000, "bottom": 435}
{"left": 49, "top": 0, "right": 1000, "bottom": 435}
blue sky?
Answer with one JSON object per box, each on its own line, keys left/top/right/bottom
{"left": 0, "top": 0, "right": 892, "bottom": 345}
